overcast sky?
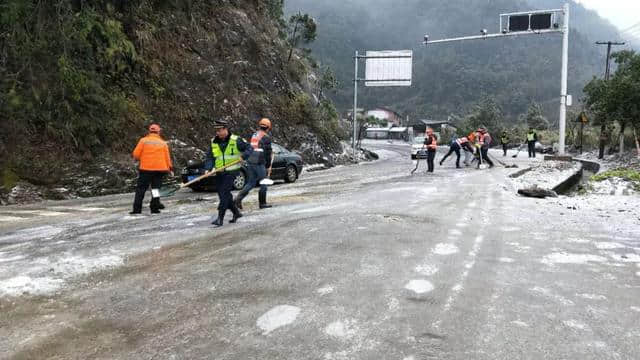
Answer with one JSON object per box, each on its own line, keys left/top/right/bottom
{"left": 576, "top": 0, "right": 639, "bottom": 31}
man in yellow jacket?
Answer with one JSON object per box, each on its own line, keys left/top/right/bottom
{"left": 131, "top": 123, "right": 173, "bottom": 214}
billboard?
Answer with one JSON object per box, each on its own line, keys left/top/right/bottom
{"left": 365, "top": 50, "right": 412, "bottom": 87}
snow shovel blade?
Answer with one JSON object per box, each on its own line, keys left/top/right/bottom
{"left": 259, "top": 178, "right": 274, "bottom": 186}
{"left": 159, "top": 185, "right": 181, "bottom": 197}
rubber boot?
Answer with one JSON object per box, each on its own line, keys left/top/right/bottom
{"left": 211, "top": 212, "right": 224, "bottom": 227}
{"left": 150, "top": 197, "right": 161, "bottom": 214}
{"left": 234, "top": 196, "right": 243, "bottom": 210}
{"left": 259, "top": 192, "right": 272, "bottom": 209}
{"left": 229, "top": 211, "right": 243, "bottom": 223}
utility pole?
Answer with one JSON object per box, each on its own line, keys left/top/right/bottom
{"left": 595, "top": 41, "right": 625, "bottom": 159}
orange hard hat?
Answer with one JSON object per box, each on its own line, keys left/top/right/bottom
{"left": 149, "top": 124, "right": 161, "bottom": 133}
{"left": 258, "top": 118, "right": 272, "bottom": 130}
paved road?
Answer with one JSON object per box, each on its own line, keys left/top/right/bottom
{"left": 1, "top": 142, "right": 639, "bottom": 359}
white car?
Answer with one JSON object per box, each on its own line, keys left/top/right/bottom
{"left": 411, "top": 136, "right": 425, "bottom": 159}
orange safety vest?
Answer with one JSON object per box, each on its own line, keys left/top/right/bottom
{"left": 132, "top": 133, "right": 172, "bottom": 171}
{"left": 250, "top": 130, "right": 267, "bottom": 151}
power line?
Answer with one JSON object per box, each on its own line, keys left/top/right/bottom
{"left": 621, "top": 22, "right": 640, "bottom": 33}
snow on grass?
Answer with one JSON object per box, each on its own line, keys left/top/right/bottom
{"left": 325, "top": 319, "right": 359, "bottom": 339}
{"left": 316, "top": 285, "right": 334, "bottom": 296}
{"left": 414, "top": 263, "right": 439, "bottom": 276}
{"left": 541, "top": 252, "right": 607, "bottom": 266}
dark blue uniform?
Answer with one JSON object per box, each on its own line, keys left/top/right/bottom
{"left": 205, "top": 134, "right": 252, "bottom": 226}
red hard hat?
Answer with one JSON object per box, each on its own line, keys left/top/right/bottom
{"left": 259, "top": 118, "right": 272, "bottom": 130}
{"left": 149, "top": 124, "right": 161, "bottom": 133}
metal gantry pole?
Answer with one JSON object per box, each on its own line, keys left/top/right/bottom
{"left": 352, "top": 50, "right": 359, "bottom": 161}
{"left": 558, "top": 2, "right": 569, "bottom": 155}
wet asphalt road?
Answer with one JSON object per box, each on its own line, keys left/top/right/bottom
{"left": 1, "top": 142, "right": 639, "bottom": 359}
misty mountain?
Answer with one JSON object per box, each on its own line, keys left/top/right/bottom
{"left": 285, "top": 0, "right": 635, "bottom": 123}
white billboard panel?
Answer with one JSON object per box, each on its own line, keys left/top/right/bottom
{"left": 365, "top": 50, "right": 412, "bottom": 87}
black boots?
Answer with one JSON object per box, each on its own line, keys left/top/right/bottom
{"left": 234, "top": 197, "right": 243, "bottom": 210}
{"left": 230, "top": 212, "right": 243, "bottom": 223}
{"left": 211, "top": 212, "right": 224, "bottom": 227}
{"left": 259, "top": 193, "right": 272, "bottom": 209}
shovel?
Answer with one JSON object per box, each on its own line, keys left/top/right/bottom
{"left": 159, "top": 159, "right": 243, "bottom": 197}
{"left": 512, "top": 143, "right": 525, "bottom": 158}
{"left": 478, "top": 146, "right": 488, "bottom": 170}
{"left": 259, "top": 153, "right": 276, "bottom": 186}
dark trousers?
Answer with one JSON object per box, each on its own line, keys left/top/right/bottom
{"left": 427, "top": 150, "right": 436, "bottom": 172}
{"left": 502, "top": 143, "right": 508, "bottom": 156}
{"left": 478, "top": 148, "right": 494, "bottom": 168}
{"left": 528, "top": 141, "right": 536, "bottom": 157}
{"left": 133, "top": 171, "right": 164, "bottom": 212}
{"left": 236, "top": 163, "right": 267, "bottom": 204}
{"left": 440, "top": 143, "right": 461, "bottom": 167}
{"left": 216, "top": 172, "right": 240, "bottom": 219}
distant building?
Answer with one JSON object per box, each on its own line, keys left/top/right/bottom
{"left": 409, "top": 119, "right": 457, "bottom": 136}
{"left": 365, "top": 127, "right": 390, "bottom": 139}
{"left": 366, "top": 107, "right": 403, "bottom": 126}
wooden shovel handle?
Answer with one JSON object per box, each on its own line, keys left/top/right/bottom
{"left": 180, "top": 159, "right": 243, "bottom": 188}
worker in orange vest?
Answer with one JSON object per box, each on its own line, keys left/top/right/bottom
{"left": 130, "top": 123, "right": 173, "bottom": 214}
{"left": 424, "top": 127, "right": 438, "bottom": 172}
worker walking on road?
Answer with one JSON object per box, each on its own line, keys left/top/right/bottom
{"left": 235, "top": 118, "right": 273, "bottom": 210}
{"left": 424, "top": 127, "right": 438, "bottom": 173}
{"left": 206, "top": 120, "right": 252, "bottom": 227}
{"left": 526, "top": 127, "right": 538, "bottom": 158}
{"left": 500, "top": 130, "right": 509, "bottom": 157}
{"left": 130, "top": 123, "right": 173, "bottom": 215}
{"left": 476, "top": 127, "right": 494, "bottom": 169}
{"left": 440, "top": 136, "right": 473, "bottom": 168}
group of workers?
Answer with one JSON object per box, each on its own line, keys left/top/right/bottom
{"left": 425, "top": 126, "right": 540, "bottom": 170}
{"left": 130, "top": 118, "right": 275, "bottom": 227}
{"left": 422, "top": 126, "right": 494, "bottom": 170}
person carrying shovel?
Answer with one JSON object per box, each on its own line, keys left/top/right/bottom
{"left": 130, "top": 123, "right": 173, "bottom": 215}
{"left": 234, "top": 118, "right": 273, "bottom": 210}
{"left": 206, "top": 119, "right": 252, "bottom": 227}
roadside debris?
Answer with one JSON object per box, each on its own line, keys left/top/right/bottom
{"left": 518, "top": 185, "right": 558, "bottom": 198}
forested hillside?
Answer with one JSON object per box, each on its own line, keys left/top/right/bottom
{"left": 285, "top": 0, "right": 634, "bottom": 122}
{"left": 1, "top": 0, "right": 342, "bottom": 202}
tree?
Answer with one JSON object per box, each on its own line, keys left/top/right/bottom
{"left": 287, "top": 12, "right": 317, "bottom": 62}
{"left": 521, "top": 102, "right": 550, "bottom": 130}
{"left": 584, "top": 50, "right": 640, "bottom": 155}
{"left": 459, "top": 97, "right": 503, "bottom": 136}
{"left": 316, "top": 65, "right": 338, "bottom": 101}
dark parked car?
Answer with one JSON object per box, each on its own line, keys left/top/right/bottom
{"left": 181, "top": 144, "right": 303, "bottom": 192}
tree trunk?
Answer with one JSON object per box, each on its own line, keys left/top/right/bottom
{"left": 619, "top": 122, "right": 626, "bottom": 154}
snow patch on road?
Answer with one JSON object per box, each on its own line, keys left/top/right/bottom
{"left": 609, "top": 253, "right": 640, "bottom": 263}
{"left": 256, "top": 305, "right": 301, "bottom": 335}
{"left": 530, "top": 287, "right": 575, "bottom": 306}
{"left": 404, "top": 280, "right": 434, "bottom": 294}
{"left": 630, "top": 306, "right": 640, "bottom": 312}
{"left": 448, "top": 229, "right": 462, "bottom": 236}
{"left": 0, "top": 225, "right": 65, "bottom": 243}
{"left": 0, "top": 276, "right": 64, "bottom": 297}
{"left": 0, "top": 255, "right": 25, "bottom": 263}
{"left": 577, "top": 293, "right": 607, "bottom": 301}
{"left": 500, "top": 226, "right": 521, "bottom": 232}
{"left": 432, "top": 243, "right": 459, "bottom": 255}
{"left": 511, "top": 320, "right": 529, "bottom": 327}
{"left": 414, "top": 263, "right": 439, "bottom": 276}
{"left": 595, "top": 242, "right": 627, "bottom": 250}
{"left": 387, "top": 297, "right": 400, "bottom": 312}
{"left": 325, "top": 319, "right": 358, "bottom": 339}
{"left": 498, "top": 257, "right": 515, "bottom": 263}
{"left": 563, "top": 319, "right": 589, "bottom": 331}
{"left": 567, "top": 237, "right": 591, "bottom": 244}
{"left": 317, "top": 285, "right": 334, "bottom": 296}
{"left": 541, "top": 252, "right": 607, "bottom": 266}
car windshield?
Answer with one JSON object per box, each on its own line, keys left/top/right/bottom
{"left": 413, "top": 136, "right": 425, "bottom": 144}
{"left": 272, "top": 144, "right": 284, "bottom": 153}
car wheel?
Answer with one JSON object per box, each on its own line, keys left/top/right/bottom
{"left": 189, "top": 184, "right": 206, "bottom": 192}
{"left": 233, "top": 171, "right": 246, "bottom": 190}
{"left": 284, "top": 165, "right": 298, "bottom": 183}
{"left": 411, "top": 155, "right": 416, "bottom": 160}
